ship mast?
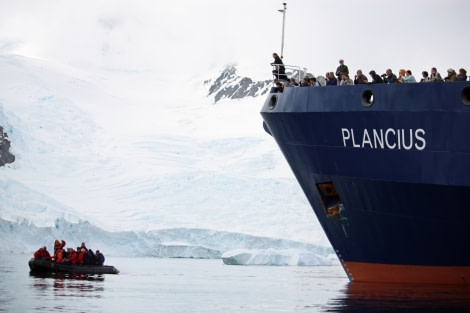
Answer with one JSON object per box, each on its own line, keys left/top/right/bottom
{"left": 278, "top": 2, "right": 287, "bottom": 59}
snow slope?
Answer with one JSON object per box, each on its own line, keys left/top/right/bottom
{"left": 0, "top": 53, "right": 332, "bottom": 264}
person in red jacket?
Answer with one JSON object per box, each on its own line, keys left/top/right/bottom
{"left": 80, "top": 242, "right": 88, "bottom": 252}
{"left": 54, "top": 240, "right": 66, "bottom": 253}
{"left": 65, "top": 248, "right": 78, "bottom": 264}
{"left": 77, "top": 248, "right": 85, "bottom": 264}
{"left": 33, "top": 246, "right": 52, "bottom": 260}
{"left": 54, "top": 247, "right": 64, "bottom": 263}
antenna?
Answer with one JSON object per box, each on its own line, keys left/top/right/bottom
{"left": 278, "top": 3, "right": 287, "bottom": 58}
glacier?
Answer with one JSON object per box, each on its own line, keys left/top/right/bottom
{"left": 0, "top": 53, "right": 333, "bottom": 265}
{"left": 1, "top": 217, "right": 335, "bottom": 265}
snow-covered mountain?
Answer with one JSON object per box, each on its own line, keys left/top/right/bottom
{"left": 204, "top": 65, "right": 312, "bottom": 103}
{"left": 0, "top": 53, "right": 332, "bottom": 263}
{"left": 205, "top": 65, "right": 271, "bottom": 103}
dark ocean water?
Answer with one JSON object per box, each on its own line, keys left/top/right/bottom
{"left": 1, "top": 253, "right": 470, "bottom": 312}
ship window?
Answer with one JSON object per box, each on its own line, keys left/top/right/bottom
{"left": 462, "top": 86, "right": 470, "bottom": 106}
{"left": 316, "top": 182, "right": 343, "bottom": 217}
{"left": 269, "top": 95, "right": 278, "bottom": 110}
{"left": 361, "top": 89, "right": 374, "bottom": 107}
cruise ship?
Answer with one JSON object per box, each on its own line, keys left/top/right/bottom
{"left": 260, "top": 79, "right": 470, "bottom": 284}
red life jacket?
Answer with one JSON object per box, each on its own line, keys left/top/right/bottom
{"left": 77, "top": 252, "right": 84, "bottom": 264}
{"left": 33, "top": 249, "right": 43, "bottom": 258}
{"left": 54, "top": 249, "right": 63, "bottom": 263}
{"left": 42, "top": 250, "right": 52, "bottom": 260}
{"left": 68, "top": 251, "right": 78, "bottom": 264}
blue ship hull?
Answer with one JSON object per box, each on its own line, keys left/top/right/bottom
{"left": 261, "top": 82, "right": 470, "bottom": 284}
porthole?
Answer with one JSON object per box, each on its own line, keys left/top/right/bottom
{"left": 361, "top": 89, "right": 374, "bottom": 107}
{"left": 461, "top": 86, "right": 470, "bottom": 106}
{"left": 269, "top": 95, "right": 278, "bottom": 110}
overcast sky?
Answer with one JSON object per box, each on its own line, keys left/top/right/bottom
{"left": 0, "top": 0, "right": 469, "bottom": 82}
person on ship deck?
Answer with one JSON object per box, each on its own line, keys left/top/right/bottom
{"left": 271, "top": 79, "right": 284, "bottom": 93}
{"left": 310, "top": 76, "right": 321, "bottom": 86}
{"left": 369, "top": 70, "right": 384, "bottom": 84}
{"left": 420, "top": 71, "right": 430, "bottom": 82}
{"left": 382, "top": 69, "right": 397, "bottom": 84}
{"left": 288, "top": 77, "right": 299, "bottom": 87}
{"left": 430, "top": 67, "right": 443, "bottom": 82}
{"left": 457, "top": 68, "right": 467, "bottom": 81}
{"left": 301, "top": 76, "right": 311, "bottom": 86}
{"left": 397, "top": 69, "right": 415, "bottom": 83}
{"left": 325, "top": 72, "right": 337, "bottom": 86}
{"left": 275, "top": 81, "right": 284, "bottom": 92}
{"left": 401, "top": 70, "right": 417, "bottom": 83}
{"left": 340, "top": 74, "right": 353, "bottom": 85}
{"left": 336, "top": 59, "right": 349, "bottom": 83}
{"left": 445, "top": 68, "right": 458, "bottom": 81}
{"left": 271, "top": 53, "right": 287, "bottom": 81}
{"left": 354, "top": 70, "right": 368, "bottom": 84}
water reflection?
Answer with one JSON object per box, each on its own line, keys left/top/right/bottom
{"left": 325, "top": 282, "right": 470, "bottom": 312}
{"left": 30, "top": 272, "right": 105, "bottom": 281}
{"left": 30, "top": 272, "right": 105, "bottom": 299}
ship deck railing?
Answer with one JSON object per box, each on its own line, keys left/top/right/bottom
{"left": 272, "top": 64, "right": 307, "bottom": 83}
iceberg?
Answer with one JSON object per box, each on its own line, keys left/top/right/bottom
{"left": 222, "top": 248, "right": 333, "bottom": 266}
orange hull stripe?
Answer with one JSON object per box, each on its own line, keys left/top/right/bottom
{"left": 343, "top": 262, "right": 470, "bottom": 285}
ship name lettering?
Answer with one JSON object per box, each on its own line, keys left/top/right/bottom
{"left": 341, "top": 128, "right": 426, "bottom": 150}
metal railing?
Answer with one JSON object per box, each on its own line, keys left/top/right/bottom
{"left": 271, "top": 64, "right": 307, "bottom": 83}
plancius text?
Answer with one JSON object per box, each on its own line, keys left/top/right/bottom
{"left": 341, "top": 128, "right": 426, "bottom": 150}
